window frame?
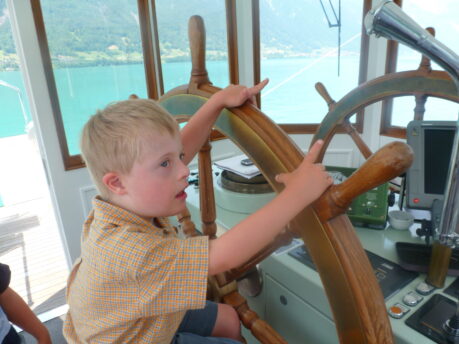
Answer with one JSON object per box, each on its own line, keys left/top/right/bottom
{"left": 32, "top": 0, "right": 370, "bottom": 170}
{"left": 379, "top": 0, "right": 405, "bottom": 139}
{"left": 252, "top": 0, "right": 372, "bottom": 135}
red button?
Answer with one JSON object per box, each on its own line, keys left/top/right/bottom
{"left": 390, "top": 306, "right": 402, "bottom": 314}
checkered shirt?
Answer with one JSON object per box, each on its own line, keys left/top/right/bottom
{"left": 63, "top": 196, "right": 208, "bottom": 343}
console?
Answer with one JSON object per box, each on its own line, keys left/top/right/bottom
{"left": 183, "top": 170, "right": 459, "bottom": 343}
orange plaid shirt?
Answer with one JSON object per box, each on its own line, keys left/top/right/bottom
{"left": 63, "top": 196, "right": 208, "bottom": 343}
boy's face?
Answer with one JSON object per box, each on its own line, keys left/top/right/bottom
{"left": 117, "top": 131, "right": 190, "bottom": 219}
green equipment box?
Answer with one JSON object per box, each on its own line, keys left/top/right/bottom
{"left": 326, "top": 166, "right": 389, "bottom": 229}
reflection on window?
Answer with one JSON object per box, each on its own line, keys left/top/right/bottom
{"left": 155, "top": 0, "right": 229, "bottom": 93}
{"left": 0, "top": 0, "right": 32, "bottom": 139}
{"left": 259, "top": 0, "right": 364, "bottom": 124}
{"left": 391, "top": 0, "right": 459, "bottom": 127}
{"left": 40, "top": 0, "right": 147, "bottom": 155}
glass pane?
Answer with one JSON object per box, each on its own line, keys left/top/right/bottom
{"left": 155, "top": 0, "right": 229, "bottom": 93}
{"left": 259, "top": 0, "right": 364, "bottom": 124}
{"left": 392, "top": 0, "right": 459, "bottom": 125}
{"left": 40, "top": 0, "right": 147, "bottom": 155}
{"left": 0, "top": 2, "right": 31, "bottom": 138}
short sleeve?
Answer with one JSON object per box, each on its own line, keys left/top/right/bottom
{"left": 136, "top": 235, "right": 209, "bottom": 316}
{"left": 0, "top": 263, "right": 11, "bottom": 294}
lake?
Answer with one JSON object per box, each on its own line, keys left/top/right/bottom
{"left": 1, "top": 56, "right": 456, "bottom": 155}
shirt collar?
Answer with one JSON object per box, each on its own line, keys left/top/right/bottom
{"left": 92, "top": 196, "right": 164, "bottom": 232}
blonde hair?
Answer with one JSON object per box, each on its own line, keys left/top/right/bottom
{"left": 80, "top": 98, "right": 179, "bottom": 199}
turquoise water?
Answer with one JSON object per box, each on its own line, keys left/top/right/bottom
{"left": 1, "top": 60, "right": 231, "bottom": 154}
{"left": 1, "top": 57, "right": 360, "bottom": 154}
{"left": 0, "top": 71, "right": 32, "bottom": 138}
{"left": 3, "top": 56, "right": 455, "bottom": 155}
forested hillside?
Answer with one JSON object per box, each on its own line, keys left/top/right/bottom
{"left": 0, "top": 0, "right": 362, "bottom": 71}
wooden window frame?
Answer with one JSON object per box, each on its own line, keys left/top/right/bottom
{"left": 379, "top": 0, "right": 405, "bottom": 139}
{"left": 31, "top": 0, "right": 84, "bottom": 170}
{"left": 32, "top": 0, "right": 236, "bottom": 169}
{"left": 32, "top": 0, "right": 371, "bottom": 170}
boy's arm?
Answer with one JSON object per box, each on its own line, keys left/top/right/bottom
{"left": 208, "top": 140, "right": 333, "bottom": 275}
{"left": 181, "top": 79, "right": 268, "bottom": 165}
{"left": 0, "top": 287, "right": 51, "bottom": 344}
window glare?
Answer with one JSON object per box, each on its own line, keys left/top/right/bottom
{"left": 259, "top": 0, "right": 364, "bottom": 124}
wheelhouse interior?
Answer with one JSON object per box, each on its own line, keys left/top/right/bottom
{"left": 0, "top": 0, "right": 458, "bottom": 343}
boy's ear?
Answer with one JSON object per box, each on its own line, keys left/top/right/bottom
{"left": 102, "top": 172, "right": 126, "bottom": 195}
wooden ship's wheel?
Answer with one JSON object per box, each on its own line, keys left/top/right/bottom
{"left": 158, "top": 16, "right": 459, "bottom": 344}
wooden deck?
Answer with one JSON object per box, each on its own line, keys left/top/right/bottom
{"left": 0, "top": 193, "right": 69, "bottom": 315}
{"left": 0, "top": 135, "right": 69, "bottom": 316}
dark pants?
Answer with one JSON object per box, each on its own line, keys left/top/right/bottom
{"left": 2, "top": 326, "right": 21, "bottom": 344}
{"left": 171, "top": 301, "right": 241, "bottom": 344}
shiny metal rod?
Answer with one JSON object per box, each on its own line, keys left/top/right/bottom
{"left": 365, "top": 0, "right": 459, "bottom": 89}
{"left": 365, "top": 0, "right": 459, "bottom": 247}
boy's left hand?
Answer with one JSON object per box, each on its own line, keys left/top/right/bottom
{"left": 216, "top": 78, "right": 269, "bottom": 108}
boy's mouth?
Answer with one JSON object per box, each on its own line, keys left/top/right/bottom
{"left": 176, "top": 190, "right": 187, "bottom": 200}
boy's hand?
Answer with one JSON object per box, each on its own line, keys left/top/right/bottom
{"left": 213, "top": 79, "right": 269, "bottom": 108}
{"left": 275, "top": 140, "right": 333, "bottom": 204}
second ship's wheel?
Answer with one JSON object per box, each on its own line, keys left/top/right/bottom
{"left": 312, "top": 67, "right": 459, "bottom": 162}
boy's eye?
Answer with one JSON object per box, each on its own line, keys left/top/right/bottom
{"left": 179, "top": 153, "right": 185, "bottom": 161}
{"left": 160, "top": 160, "right": 170, "bottom": 167}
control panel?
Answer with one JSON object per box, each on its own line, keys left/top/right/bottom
{"left": 327, "top": 165, "right": 389, "bottom": 229}
{"left": 252, "top": 233, "right": 459, "bottom": 344}
{"left": 183, "top": 176, "right": 459, "bottom": 344}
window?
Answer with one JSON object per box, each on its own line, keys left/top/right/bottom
{"left": 381, "top": 0, "right": 459, "bottom": 137}
{"left": 0, "top": 0, "right": 31, "bottom": 139}
{"left": 36, "top": 0, "right": 147, "bottom": 166}
{"left": 32, "top": 0, "right": 372, "bottom": 170}
{"left": 33, "top": 0, "right": 234, "bottom": 169}
{"left": 155, "top": 0, "right": 230, "bottom": 93}
{"left": 256, "top": 0, "right": 370, "bottom": 132}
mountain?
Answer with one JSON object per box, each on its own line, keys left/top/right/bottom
{"left": 0, "top": 0, "right": 364, "bottom": 70}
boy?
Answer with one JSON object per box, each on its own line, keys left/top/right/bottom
{"left": 64, "top": 81, "right": 332, "bottom": 343}
{"left": 0, "top": 263, "right": 51, "bottom": 344}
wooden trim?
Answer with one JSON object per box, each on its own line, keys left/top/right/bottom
{"left": 225, "top": 0, "right": 239, "bottom": 85}
{"left": 354, "top": 0, "right": 373, "bottom": 133}
{"left": 210, "top": 129, "right": 226, "bottom": 141}
{"left": 31, "top": 0, "right": 84, "bottom": 170}
{"left": 150, "top": 1, "right": 164, "bottom": 96}
{"left": 281, "top": 124, "right": 355, "bottom": 135}
{"left": 280, "top": 124, "right": 319, "bottom": 134}
{"left": 380, "top": 0, "right": 403, "bottom": 138}
{"left": 138, "top": 0, "right": 163, "bottom": 99}
{"left": 382, "top": 126, "right": 406, "bottom": 139}
{"left": 31, "top": 0, "right": 164, "bottom": 171}
{"left": 209, "top": 123, "right": 355, "bottom": 141}
{"left": 252, "top": 0, "right": 261, "bottom": 106}
{"left": 358, "top": 0, "right": 371, "bottom": 86}
{"left": 379, "top": 32, "right": 399, "bottom": 136}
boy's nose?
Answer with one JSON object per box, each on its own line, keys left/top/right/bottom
{"left": 179, "top": 161, "right": 190, "bottom": 179}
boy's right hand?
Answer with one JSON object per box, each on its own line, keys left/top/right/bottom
{"left": 275, "top": 140, "right": 333, "bottom": 205}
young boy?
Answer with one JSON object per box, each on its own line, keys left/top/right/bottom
{"left": 63, "top": 80, "right": 332, "bottom": 343}
{"left": 0, "top": 263, "right": 51, "bottom": 344}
